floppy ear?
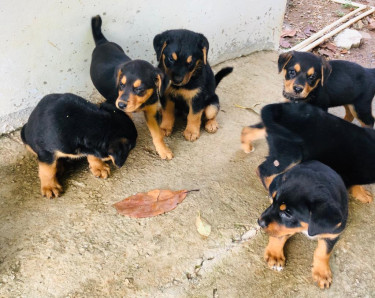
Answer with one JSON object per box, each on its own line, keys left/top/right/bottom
{"left": 115, "top": 68, "right": 122, "bottom": 87}
{"left": 278, "top": 51, "right": 294, "bottom": 73}
{"left": 198, "top": 34, "right": 209, "bottom": 65}
{"left": 153, "top": 32, "right": 169, "bottom": 62}
{"left": 154, "top": 68, "right": 168, "bottom": 98}
{"left": 320, "top": 57, "right": 332, "bottom": 86}
{"left": 108, "top": 139, "right": 134, "bottom": 168}
{"left": 308, "top": 201, "right": 343, "bottom": 237}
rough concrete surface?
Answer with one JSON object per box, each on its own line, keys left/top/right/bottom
{"left": 0, "top": 51, "right": 374, "bottom": 297}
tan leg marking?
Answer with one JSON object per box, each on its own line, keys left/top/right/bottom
{"left": 144, "top": 103, "right": 173, "bottom": 160}
{"left": 38, "top": 161, "right": 62, "bottom": 199}
{"left": 241, "top": 126, "right": 266, "bottom": 153}
{"left": 87, "top": 155, "right": 110, "bottom": 179}
{"left": 204, "top": 105, "right": 219, "bottom": 133}
{"left": 349, "top": 185, "right": 373, "bottom": 203}
{"left": 183, "top": 108, "right": 203, "bottom": 142}
{"left": 160, "top": 98, "right": 175, "bottom": 137}
{"left": 343, "top": 105, "right": 354, "bottom": 122}
{"left": 264, "top": 235, "right": 289, "bottom": 271}
{"left": 312, "top": 239, "right": 332, "bottom": 289}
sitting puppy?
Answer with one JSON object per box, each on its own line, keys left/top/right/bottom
{"left": 254, "top": 102, "right": 375, "bottom": 203}
{"left": 279, "top": 51, "right": 375, "bottom": 127}
{"left": 258, "top": 161, "right": 348, "bottom": 289}
{"left": 90, "top": 15, "right": 172, "bottom": 160}
{"left": 21, "top": 93, "right": 137, "bottom": 199}
{"left": 241, "top": 51, "right": 375, "bottom": 152}
{"left": 153, "top": 29, "right": 233, "bottom": 141}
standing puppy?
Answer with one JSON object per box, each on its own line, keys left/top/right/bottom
{"left": 90, "top": 15, "right": 173, "bottom": 160}
{"left": 153, "top": 29, "right": 233, "bottom": 141}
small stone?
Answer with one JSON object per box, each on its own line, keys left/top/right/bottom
{"left": 334, "top": 29, "right": 363, "bottom": 49}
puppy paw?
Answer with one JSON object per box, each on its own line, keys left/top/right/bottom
{"left": 241, "top": 127, "right": 255, "bottom": 153}
{"left": 264, "top": 249, "right": 285, "bottom": 272}
{"left": 41, "top": 181, "right": 62, "bottom": 199}
{"left": 312, "top": 266, "right": 332, "bottom": 289}
{"left": 205, "top": 119, "right": 219, "bottom": 133}
{"left": 349, "top": 185, "right": 373, "bottom": 203}
{"left": 183, "top": 129, "right": 200, "bottom": 142}
{"left": 161, "top": 127, "right": 173, "bottom": 137}
{"left": 90, "top": 162, "right": 110, "bottom": 179}
{"left": 156, "top": 146, "right": 174, "bottom": 160}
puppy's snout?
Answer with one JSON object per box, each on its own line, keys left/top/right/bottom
{"left": 293, "top": 85, "right": 303, "bottom": 94}
{"left": 173, "top": 75, "right": 184, "bottom": 84}
{"left": 118, "top": 101, "right": 127, "bottom": 109}
{"left": 258, "top": 218, "right": 267, "bottom": 229}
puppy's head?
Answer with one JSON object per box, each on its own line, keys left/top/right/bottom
{"left": 115, "top": 60, "right": 165, "bottom": 113}
{"left": 153, "top": 29, "right": 209, "bottom": 86}
{"left": 278, "top": 51, "right": 332, "bottom": 102}
{"left": 258, "top": 162, "right": 346, "bottom": 238}
{"left": 108, "top": 138, "right": 136, "bottom": 168}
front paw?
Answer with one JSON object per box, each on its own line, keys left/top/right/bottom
{"left": 156, "top": 146, "right": 173, "bottom": 160}
{"left": 205, "top": 119, "right": 219, "bottom": 133}
{"left": 183, "top": 128, "right": 200, "bottom": 141}
{"left": 160, "top": 127, "right": 173, "bottom": 137}
{"left": 41, "top": 181, "right": 62, "bottom": 199}
{"left": 264, "top": 249, "right": 285, "bottom": 272}
{"left": 90, "top": 162, "right": 110, "bottom": 179}
{"left": 312, "top": 266, "right": 332, "bottom": 289}
{"left": 349, "top": 185, "right": 373, "bottom": 203}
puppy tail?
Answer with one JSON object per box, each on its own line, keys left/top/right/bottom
{"left": 91, "top": 15, "right": 107, "bottom": 45}
{"left": 215, "top": 67, "right": 233, "bottom": 88}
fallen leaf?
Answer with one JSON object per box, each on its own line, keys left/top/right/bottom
{"left": 303, "top": 25, "right": 316, "bottom": 37}
{"left": 326, "top": 42, "right": 337, "bottom": 52}
{"left": 196, "top": 211, "right": 211, "bottom": 237}
{"left": 281, "top": 29, "right": 297, "bottom": 38}
{"left": 114, "top": 189, "right": 198, "bottom": 218}
{"left": 340, "top": 48, "right": 348, "bottom": 54}
{"left": 318, "top": 48, "right": 334, "bottom": 58}
{"left": 280, "top": 38, "right": 291, "bottom": 49}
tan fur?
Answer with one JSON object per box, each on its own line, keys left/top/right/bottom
{"left": 87, "top": 155, "right": 110, "bottom": 179}
{"left": 349, "top": 185, "right": 373, "bottom": 203}
{"left": 241, "top": 126, "right": 267, "bottom": 153}
{"left": 160, "top": 99, "right": 175, "bottom": 137}
{"left": 183, "top": 109, "right": 203, "bottom": 141}
{"left": 312, "top": 239, "right": 333, "bottom": 289}
{"left": 38, "top": 161, "right": 62, "bottom": 199}
{"left": 264, "top": 235, "right": 290, "bottom": 269}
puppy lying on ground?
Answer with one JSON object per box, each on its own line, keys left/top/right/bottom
{"left": 241, "top": 51, "right": 375, "bottom": 152}
{"left": 90, "top": 15, "right": 172, "bottom": 160}
{"left": 254, "top": 102, "right": 375, "bottom": 203}
{"left": 258, "top": 161, "right": 348, "bottom": 289}
{"left": 21, "top": 93, "right": 137, "bottom": 199}
{"left": 153, "top": 29, "right": 233, "bottom": 141}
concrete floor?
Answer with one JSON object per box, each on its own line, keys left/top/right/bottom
{"left": 0, "top": 51, "right": 374, "bottom": 297}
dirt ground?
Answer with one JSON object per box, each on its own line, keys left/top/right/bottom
{"left": 1, "top": 50, "right": 375, "bottom": 297}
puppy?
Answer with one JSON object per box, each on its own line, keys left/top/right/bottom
{"left": 258, "top": 161, "right": 348, "bottom": 289}
{"left": 21, "top": 93, "right": 137, "bottom": 199}
{"left": 279, "top": 51, "right": 375, "bottom": 127}
{"left": 241, "top": 51, "right": 375, "bottom": 152}
{"left": 90, "top": 15, "right": 172, "bottom": 160}
{"left": 153, "top": 29, "right": 233, "bottom": 141}
{"left": 255, "top": 102, "right": 375, "bottom": 203}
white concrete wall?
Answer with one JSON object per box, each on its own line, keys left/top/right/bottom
{"left": 0, "top": 0, "right": 286, "bottom": 134}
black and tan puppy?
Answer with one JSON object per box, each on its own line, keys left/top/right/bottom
{"left": 153, "top": 29, "right": 233, "bottom": 141}
{"left": 21, "top": 93, "right": 137, "bottom": 199}
{"left": 258, "top": 161, "right": 348, "bottom": 289}
{"left": 90, "top": 15, "right": 172, "bottom": 160}
{"left": 254, "top": 102, "right": 375, "bottom": 203}
{"left": 279, "top": 50, "right": 375, "bottom": 127}
{"left": 241, "top": 51, "right": 375, "bottom": 151}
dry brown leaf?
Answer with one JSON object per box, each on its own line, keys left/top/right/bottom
{"left": 281, "top": 29, "right": 297, "bottom": 38}
{"left": 279, "top": 38, "right": 291, "bottom": 49}
{"left": 114, "top": 189, "right": 198, "bottom": 218}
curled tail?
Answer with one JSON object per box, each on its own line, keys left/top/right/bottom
{"left": 215, "top": 67, "right": 233, "bottom": 88}
{"left": 91, "top": 15, "right": 107, "bottom": 46}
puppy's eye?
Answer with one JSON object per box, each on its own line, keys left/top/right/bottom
{"left": 167, "top": 56, "right": 174, "bottom": 63}
{"left": 280, "top": 210, "right": 292, "bottom": 219}
{"left": 119, "top": 83, "right": 125, "bottom": 89}
{"left": 134, "top": 88, "right": 145, "bottom": 95}
{"left": 288, "top": 69, "right": 296, "bottom": 77}
{"left": 308, "top": 74, "right": 316, "bottom": 81}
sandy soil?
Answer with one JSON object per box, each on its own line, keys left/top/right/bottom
{"left": 0, "top": 51, "right": 375, "bottom": 297}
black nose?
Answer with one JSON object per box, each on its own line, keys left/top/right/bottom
{"left": 258, "top": 218, "right": 267, "bottom": 228}
{"left": 173, "top": 76, "right": 184, "bottom": 84}
{"left": 293, "top": 85, "right": 303, "bottom": 94}
{"left": 118, "top": 101, "right": 127, "bottom": 109}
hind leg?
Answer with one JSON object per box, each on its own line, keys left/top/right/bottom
{"left": 38, "top": 153, "right": 62, "bottom": 199}
{"left": 343, "top": 105, "right": 354, "bottom": 122}
{"left": 351, "top": 101, "right": 374, "bottom": 128}
{"left": 204, "top": 94, "right": 220, "bottom": 133}
{"left": 241, "top": 122, "right": 266, "bottom": 153}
